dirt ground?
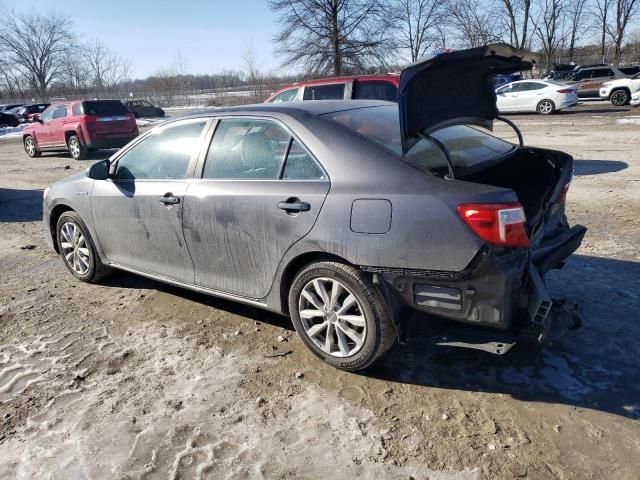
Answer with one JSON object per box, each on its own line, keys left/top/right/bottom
{"left": 1, "top": 103, "right": 639, "bottom": 480}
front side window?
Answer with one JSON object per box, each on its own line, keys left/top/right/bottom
{"left": 353, "top": 80, "right": 398, "bottom": 101}
{"left": 203, "top": 118, "right": 326, "bottom": 181}
{"left": 41, "top": 107, "right": 55, "bottom": 122}
{"left": 52, "top": 105, "right": 68, "bottom": 119}
{"left": 269, "top": 88, "right": 298, "bottom": 103}
{"left": 114, "top": 120, "right": 207, "bottom": 180}
{"left": 303, "top": 83, "right": 345, "bottom": 100}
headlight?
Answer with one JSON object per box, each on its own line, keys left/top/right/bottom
{"left": 43, "top": 187, "right": 49, "bottom": 198}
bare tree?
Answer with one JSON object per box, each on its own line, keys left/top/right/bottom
{"left": 445, "top": 0, "right": 505, "bottom": 48}
{"left": 268, "top": 0, "right": 393, "bottom": 75}
{"left": 0, "top": 11, "right": 75, "bottom": 100}
{"left": 533, "top": 0, "right": 567, "bottom": 71}
{"left": 499, "top": 0, "right": 532, "bottom": 49}
{"left": 596, "top": 0, "right": 614, "bottom": 59}
{"left": 566, "top": 0, "right": 592, "bottom": 61}
{"left": 242, "top": 42, "right": 264, "bottom": 102}
{"left": 607, "top": 0, "right": 640, "bottom": 63}
{"left": 392, "top": 0, "right": 443, "bottom": 62}
{"left": 83, "top": 39, "right": 132, "bottom": 93}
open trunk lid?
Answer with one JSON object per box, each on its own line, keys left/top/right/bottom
{"left": 398, "top": 44, "right": 537, "bottom": 153}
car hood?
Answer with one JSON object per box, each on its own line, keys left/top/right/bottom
{"left": 398, "top": 44, "right": 537, "bottom": 152}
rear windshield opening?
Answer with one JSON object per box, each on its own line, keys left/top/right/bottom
{"left": 323, "top": 105, "right": 515, "bottom": 176}
{"left": 81, "top": 100, "right": 129, "bottom": 116}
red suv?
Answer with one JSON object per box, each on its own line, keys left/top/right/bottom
{"left": 265, "top": 74, "right": 399, "bottom": 103}
{"left": 23, "top": 100, "right": 139, "bottom": 160}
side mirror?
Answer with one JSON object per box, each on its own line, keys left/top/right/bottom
{"left": 32, "top": 114, "right": 42, "bottom": 123}
{"left": 87, "top": 159, "right": 110, "bottom": 180}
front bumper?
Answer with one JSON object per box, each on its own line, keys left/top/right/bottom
{"left": 368, "top": 224, "right": 586, "bottom": 338}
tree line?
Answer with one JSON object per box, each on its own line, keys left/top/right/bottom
{"left": 1, "top": 0, "right": 639, "bottom": 102}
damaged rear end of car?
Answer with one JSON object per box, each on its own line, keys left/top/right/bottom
{"left": 383, "top": 44, "right": 587, "bottom": 351}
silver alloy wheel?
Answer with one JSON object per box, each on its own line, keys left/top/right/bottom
{"left": 538, "top": 101, "right": 553, "bottom": 114}
{"left": 60, "top": 221, "right": 91, "bottom": 275}
{"left": 69, "top": 137, "right": 80, "bottom": 158}
{"left": 298, "top": 277, "right": 367, "bottom": 357}
{"left": 25, "top": 137, "right": 35, "bottom": 156}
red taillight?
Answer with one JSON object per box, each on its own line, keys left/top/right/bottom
{"left": 557, "top": 88, "right": 574, "bottom": 94}
{"left": 457, "top": 203, "right": 530, "bottom": 247}
{"left": 556, "top": 182, "right": 570, "bottom": 204}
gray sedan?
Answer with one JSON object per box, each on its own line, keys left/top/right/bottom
{"left": 43, "top": 45, "right": 586, "bottom": 371}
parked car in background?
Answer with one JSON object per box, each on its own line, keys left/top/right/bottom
{"left": 124, "top": 99, "right": 165, "bottom": 118}
{"left": 23, "top": 100, "right": 138, "bottom": 160}
{"left": 496, "top": 80, "right": 578, "bottom": 114}
{"left": 563, "top": 65, "right": 636, "bottom": 98}
{"left": 599, "top": 72, "right": 640, "bottom": 106}
{"left": 0, "top": 103, "right": 24, "bottom": 113}
{"left": 0, "top": 111, "right": 20, "bottom": 128}
{"left": 492, "top": 73, "right": 522, "bottom": 88}
{"left": 43, "top": 45, "right": 585, "bottom": 371}
{"left": 14, "top": 103, "right": 50, "bottom": 123}
{"left": 265, "top": 74, "right": 399, "bottom": 103}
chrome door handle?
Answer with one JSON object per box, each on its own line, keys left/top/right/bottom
{"left": 278, "top": 199, "right": 310, "bottom": 212}
{"left": 159, "top": 195, "right": 180, "bottom": 205}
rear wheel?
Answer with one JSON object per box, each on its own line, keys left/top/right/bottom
{"left": 537, "top": 99, "right": 555, "bottom": 115}
{"left": 24, "top": 135, "right": 41, "bottom": 158}
{"left": 56, "top": 211, "right": 111, "bottom": 282}
{"left": 610, "top": 89, "right": 629, "bottom": 106}
{"left": 68, "top": 135, "right": 87, "bottom": 160}
{"left": 288, "top": 261, "right": 396, "bottom": 371}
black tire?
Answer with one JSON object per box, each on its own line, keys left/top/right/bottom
{"left": 288, "top": 261, "right": 396, "bottom": 371}
{"left": 610, "top": 89, "right": 630, "bottom": 106}
{"left": 536, "top": 99, "right": 556, "bottom": 115}
{"left": 56, "top": 211, "right": 111, "bottom": 283}
{"left": 24, "top": 135, "right": 41, "bottom": 158}
{"left": 67, "top": 134, "right": 87, "bottom": 160}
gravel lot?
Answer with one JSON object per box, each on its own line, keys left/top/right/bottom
{"left": 1, "top": 103, "right": 639, "bottom": 479}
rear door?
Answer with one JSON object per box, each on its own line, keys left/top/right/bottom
{"left": 91, "top": 118, "right": 210, "bottom": 282}
{"left": 183, "top": 117, "right": 330, "bottom": 298}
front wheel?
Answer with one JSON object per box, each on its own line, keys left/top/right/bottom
{"left": 610, "top": 89, "right": 629, "bottom": 106}
{"left": 288, "top": 261, "right": 396, "bottom": 371}
{"left": 24, "top": 135, "right": 41, "bottom": 158}
{"left": 67, "top": 135, "right": 87, "bottom": 160}
{"left": 537, "top": 99, "right": 556, "bottom": 115}
{"left": 56, "top": 211, "right": 111, "bottom": 282}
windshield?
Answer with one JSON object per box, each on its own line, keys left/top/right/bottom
{"left": 323, "top": 105, "right": 515, "bottom": 175}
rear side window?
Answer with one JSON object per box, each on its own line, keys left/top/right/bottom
{"left": 81, "top": 100, "right": 129, "bottom": 116}
{"left": 519, "top": 82, "right": 546, "bottom": 91}
{"left": 303, "top": 84, "right": 345, "bottom": 100}
{"left": 72, "top": 103, "right": 82, "bottom": 116}
{"left": 203, "top": 118, "right": 326, "bottom": 180}
{"left": 114, "top": 120, "right": 207, "bottom": 180}
{"left": 591, "top": 68, "right": 614, "bottom": 78}
{"left": 620, "top": 67, "right": 639, "bottom": 75}
{"left": 353, "top": 80, "right": 398, "bottom": 101}
{"left": 269, "top": 88, "right": 298, "bottom": 103}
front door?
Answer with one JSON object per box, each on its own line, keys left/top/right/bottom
{"left": 183, "top": 117, "right": 330, "bottom": 299}
{"left": 91, "top": 118, "right": 210, "bottom": 282}
{"left": 48, "top": 104, "right": 69, "bottom": 146}
{"left": 37, "top": 106, "right": 56, "bottom": 145}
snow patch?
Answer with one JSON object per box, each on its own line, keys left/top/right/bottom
{"left": 0, "top": 124, "right": 26, "bottom": 140}
{"left": 616, "top": 116, "right": 640, "bottom": 125}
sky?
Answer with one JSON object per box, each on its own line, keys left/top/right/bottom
{"left": 1, "top": 0, "right": 282, "bottom": 78}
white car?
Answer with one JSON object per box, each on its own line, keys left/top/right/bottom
{"left": 631, "top": 91, "right": 640, "bottom": 107}
{"left": 599, "top": 73, "right": 640, "bottom": 106}
{"left": 496, "top": 80, "right": 578, "bottom": 115}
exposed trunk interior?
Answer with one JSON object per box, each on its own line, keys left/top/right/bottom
{"left": 459, "top": 147, "right": 570, "bottom": 230}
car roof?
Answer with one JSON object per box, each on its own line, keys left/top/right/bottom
{"left": 181, "top": 100, "right": 392, "bottom": 119}
{"left": 283, "top": 74, "right": 399, "bottom": 88}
